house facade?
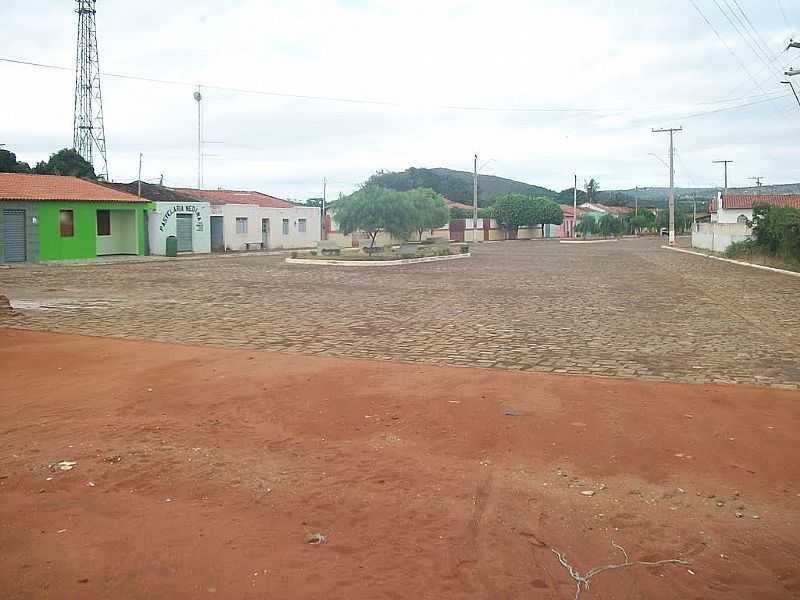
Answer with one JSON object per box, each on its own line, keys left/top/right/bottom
{"left": 694, "top": 193, "right": 800, "bottom": 252}
{"left": 710, "top": 192, "right": 800, "bottom": 224}
{"left": 0, "top": 174, "right": 149, "bottom": 263}
{"left": 174, "top": 188, "right": 320, "bottom": 251}
{"left": 103, "top": 182, "right": 212, "bottom": 255}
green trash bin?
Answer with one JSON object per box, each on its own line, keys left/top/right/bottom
{"left": 165, "top": 235, "right": 177, "bottom": 257}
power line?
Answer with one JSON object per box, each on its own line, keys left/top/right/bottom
{"left": 0, "top": 57, "right": 598, "bottom": 114}
{"left": 689, "top": 0, "right": 790, "bottom": 120}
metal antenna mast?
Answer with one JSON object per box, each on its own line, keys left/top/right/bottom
{"left": 73, "top": 0, "right": 108, "bottom": 180}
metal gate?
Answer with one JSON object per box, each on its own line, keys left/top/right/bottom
{"left": 211, "top": 216, "right": 224, "bottom": 251}
{"left": 176, "top": 214, "right": 193, "bottom": 252}
{"left": 2, "top": 209, "right": 26, "bottom": 262}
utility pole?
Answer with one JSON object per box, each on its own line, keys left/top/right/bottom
{"left": 652, "top": 127, "right": 682, "bottom": 246}
{"left": 748, "top": 176, "right": 763, "bottom": 187}
{"left": 322, "top": 177, "right": 327, "bottom": 240}
{"left": 473, "top": 154, "right": 478, "bottom": 243}
{"left": 692, "top": 192, "right": 697, "bottom": 231}
{"left": 781, "top": 80, "right": 800, "bottom": 108}
{"left": 712, "top": 160, "right": 732, "bottom": 190}
{"left": 137, "top": 153, "right": 142, "bottom": 198}
{"left": 193, "top": 87, "right": 203, "bottom": 188}
{"left": 572, "top": 176, "right": 578, "bottom": 237}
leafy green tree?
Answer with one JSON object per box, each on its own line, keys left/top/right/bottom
{"left": 751, "top": 203, "right": 800, "bottom": 259}
{"left": 449, "top": 206, "right": 470, "bottom": 220}
{"left": 598, "top": 213, "right": 624, "bottom": 236}
{"left": 33, "top": 148, "right": 96, "bottom": 179}
{"left": 332, "top": 186, "right": 415, "bottom": 249}
{"left": 576, "top": 213, "right": 599, "bottom": 236}
{"left": 0, "top": 149, "right": 31, "bottom": 173}
{"left": 407, "top": 188, "right": 449, "bottom": 241}
{"left": 555, "top": 187, "right": 587, "bottom": 204}
{"left": 303, "top": 197, "right": 324, "bottom": 208}
{"left": 585, "top": 178, "right": 599, "bottom": 203}
{"left": 492, "top": 194, "right": 534, "bottom": 239}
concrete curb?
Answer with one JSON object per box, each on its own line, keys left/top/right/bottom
{"left": 286, "top": 253, "right": 471, "bottom": 267}
{"left": 560, "top": 239, "right": 619, "bottom": 244}
{"left": 661, "top": 245, "right": 800, "bottom": 278}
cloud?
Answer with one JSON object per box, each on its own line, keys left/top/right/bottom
{"left": 2, "top": 0, "right": 799, "bottom": 199}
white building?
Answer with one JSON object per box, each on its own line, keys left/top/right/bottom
{"left": 710, "top": 192, "right": 800, "bottom": 224}
{"left": 694, "top": 192, "right": 800, "bottom": 252}
{"left": 174, "top": 188, "right": 320, "bottom": 251}
{"left": 103, "top": 181, "right": 212, "bottom": 255}
{"left": 149, "top": 200, "right": 211, "bottom": 255}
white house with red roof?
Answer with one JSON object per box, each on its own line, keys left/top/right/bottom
{"left": 174, "top": 188, "right": 320, "bottom": 251}
{"left": 710, "top": 192, "right": 800, "bottom": 224}
{"left": 694, "top": 192, "right": 800, "bottom": 252}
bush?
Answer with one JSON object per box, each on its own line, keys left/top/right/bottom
{"left": 751, "top": 203, "right": 800, "bottom": 259}
{"left": 290, "top": 251, "right": 298, "bottom": 259}
{"left": 460, "top": 244, "right": 469, "bottom": 254}
{"left": 724, "top": 239, "right": 755, "bottom": 258}
{"left": 310, "top": 250, "right": 318, "bottom": 256}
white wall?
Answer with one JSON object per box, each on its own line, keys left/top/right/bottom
{"left": 96, "top": 209, "right": 138, "bottom": 255}
{"left": 715, "top": 207, "right": 752, "bottom": 225}
{"left": 692, "top": 222, "right": 751, "bottom": 252}
{"left": 148, "top": 201, "right": 211, "bottom": 255}
{"left": 220, "top": 204, "right": 320, "bottom": 250}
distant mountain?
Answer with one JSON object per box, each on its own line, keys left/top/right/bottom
{"left": 605, "top": 183, "right": 800, "bottom": 207}
{"left": 365, "top": 167, "right": 555, "bottom": 206}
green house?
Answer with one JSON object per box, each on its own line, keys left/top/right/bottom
{"left": 0, "top": 173, "right": 150, "bottom": 263}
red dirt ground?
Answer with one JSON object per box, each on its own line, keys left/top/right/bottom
{"left": 1, "top": 329, "right": 799, "bottom": 600}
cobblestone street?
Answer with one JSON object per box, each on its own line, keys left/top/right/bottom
{"left": 1, "top": 238, "right": 798, "bottom": 387}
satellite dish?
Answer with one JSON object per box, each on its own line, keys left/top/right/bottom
{"left": 193, "top": 91, "right": 202, "bottom": 102}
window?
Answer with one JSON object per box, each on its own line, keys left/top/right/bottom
{"left": 737, "top": 214, "right": 748, "bottom": 224}
{"left": 282, "top": 218, "right": 289, "bottom": 235}
{"left": 96, "top": 210, "right": 111, "bottom": 236}
{"left": 298, "top": 218, "right": 307, "bottom": 233}
{"left": 59, "top": 210, "right": 74, "bottom": 237}
{"left": 236, "top": 217, "right": 248, "bottom": 234}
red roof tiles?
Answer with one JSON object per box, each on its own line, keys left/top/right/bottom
{"left": 173, "top": 188, "right": 295, "bottom": 209}
{"left": 0, "top": 173, "right": 147, "bottom": 203}
{"left": 721, "top": 193, "right": 800, "bottom": 210}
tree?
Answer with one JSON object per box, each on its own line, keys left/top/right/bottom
{"left": 492, "top": 194, "right": 534, "bottom": 239}
{"left": 585, "top": 178, "right": 599, "bottom": 203}
{"left": 332, "top": 186, "right": 415, "bottom": 249}
{"left": 0, "top": 149, "right": 32, "bottom": 173}
{"left": 555, "top": 187, "right": 587, "bottom": 204}
{"left": 33, "top": 148, "right": 96, "bottom": 179}
{"left": 407, "top": 188, "right": 449, "bottom": 241}
{"left": 303, "top": 197, "right": 324, "bottom": 208}
{"left": 576, "top": 213, "right": 599, "bottom": 236}
{"left": 535, "top": 197, "right": 564, "bottom": 236}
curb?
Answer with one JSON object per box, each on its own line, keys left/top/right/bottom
{"left": 286, "top": 253, "right": 471, "bottom": 267}
{"left": 661, "top": 245, "right": 800, "bottom": 278}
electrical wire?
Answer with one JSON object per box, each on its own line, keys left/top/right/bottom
{"left": 0, "top": 57, "right": 598, "bottom": 114}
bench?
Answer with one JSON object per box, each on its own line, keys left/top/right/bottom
{"left": 244, "top": 242, "right": 264, "bottom": 251}
{"left": 316, "top": 240, "right": 341, "bottom": 256}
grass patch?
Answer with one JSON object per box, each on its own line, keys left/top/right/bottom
{"left": 722, "top": 241, "right": 800, "bottom": 273}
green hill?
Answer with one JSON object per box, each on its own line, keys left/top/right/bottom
{"left": 365, "top": 167, "right": 555, "bottom": 206}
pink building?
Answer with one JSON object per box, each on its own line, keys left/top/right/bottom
{"left": 553, "top": 205, "right": 582, "bottom": 238}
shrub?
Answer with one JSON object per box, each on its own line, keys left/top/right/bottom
{"left": 400, "top": 253, "right": 416, "bottom": 259}
{"left": 310, "top": 250, "right": 318, "bottom": 256}
{"left": 460, "top": 244, "right": 469, "bottom": 254}
{"left": 290, "top": 251, "right": 298, "bottom": 259}
{"left": 724, "top": 239, "right": 755, "bottom": 259}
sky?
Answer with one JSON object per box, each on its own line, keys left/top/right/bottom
{"left": 1, "top": 0, "right": 799, "bottom": 200}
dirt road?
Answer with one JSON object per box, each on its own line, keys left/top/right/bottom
{"left": 1, "top": 329, "right": 799, "bottom": 599}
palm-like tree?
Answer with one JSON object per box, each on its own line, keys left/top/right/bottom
{"left": 585, "top": 178, "right": 599, "bottom": 203}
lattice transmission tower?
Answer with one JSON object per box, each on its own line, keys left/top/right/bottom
{"left": 73, "top": 0, "right": 108, "bottom": 179}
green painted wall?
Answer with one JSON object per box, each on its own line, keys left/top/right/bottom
{"left": 37, "top": 202, "right": 149, "bottom": 261}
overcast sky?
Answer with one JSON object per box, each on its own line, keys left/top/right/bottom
{"left": 2, "top": 0, "right": 799, "bottom": 200}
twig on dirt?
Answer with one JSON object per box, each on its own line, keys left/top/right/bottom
{"left": 550, "top": 540, "right": 690, "bottom": 599}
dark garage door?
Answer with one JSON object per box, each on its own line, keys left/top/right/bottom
{"left": 176, "top": 214, "right": 193, "bottom": 252}
{"left": 211, "top": 216, "right": 224, "bottom": 251}
{"left": 3, "top": 209, "right": 26, "bottom": 262}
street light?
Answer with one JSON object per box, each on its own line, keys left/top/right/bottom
{"left": 781, "top": 80, "right": 800, "bottom": 109}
